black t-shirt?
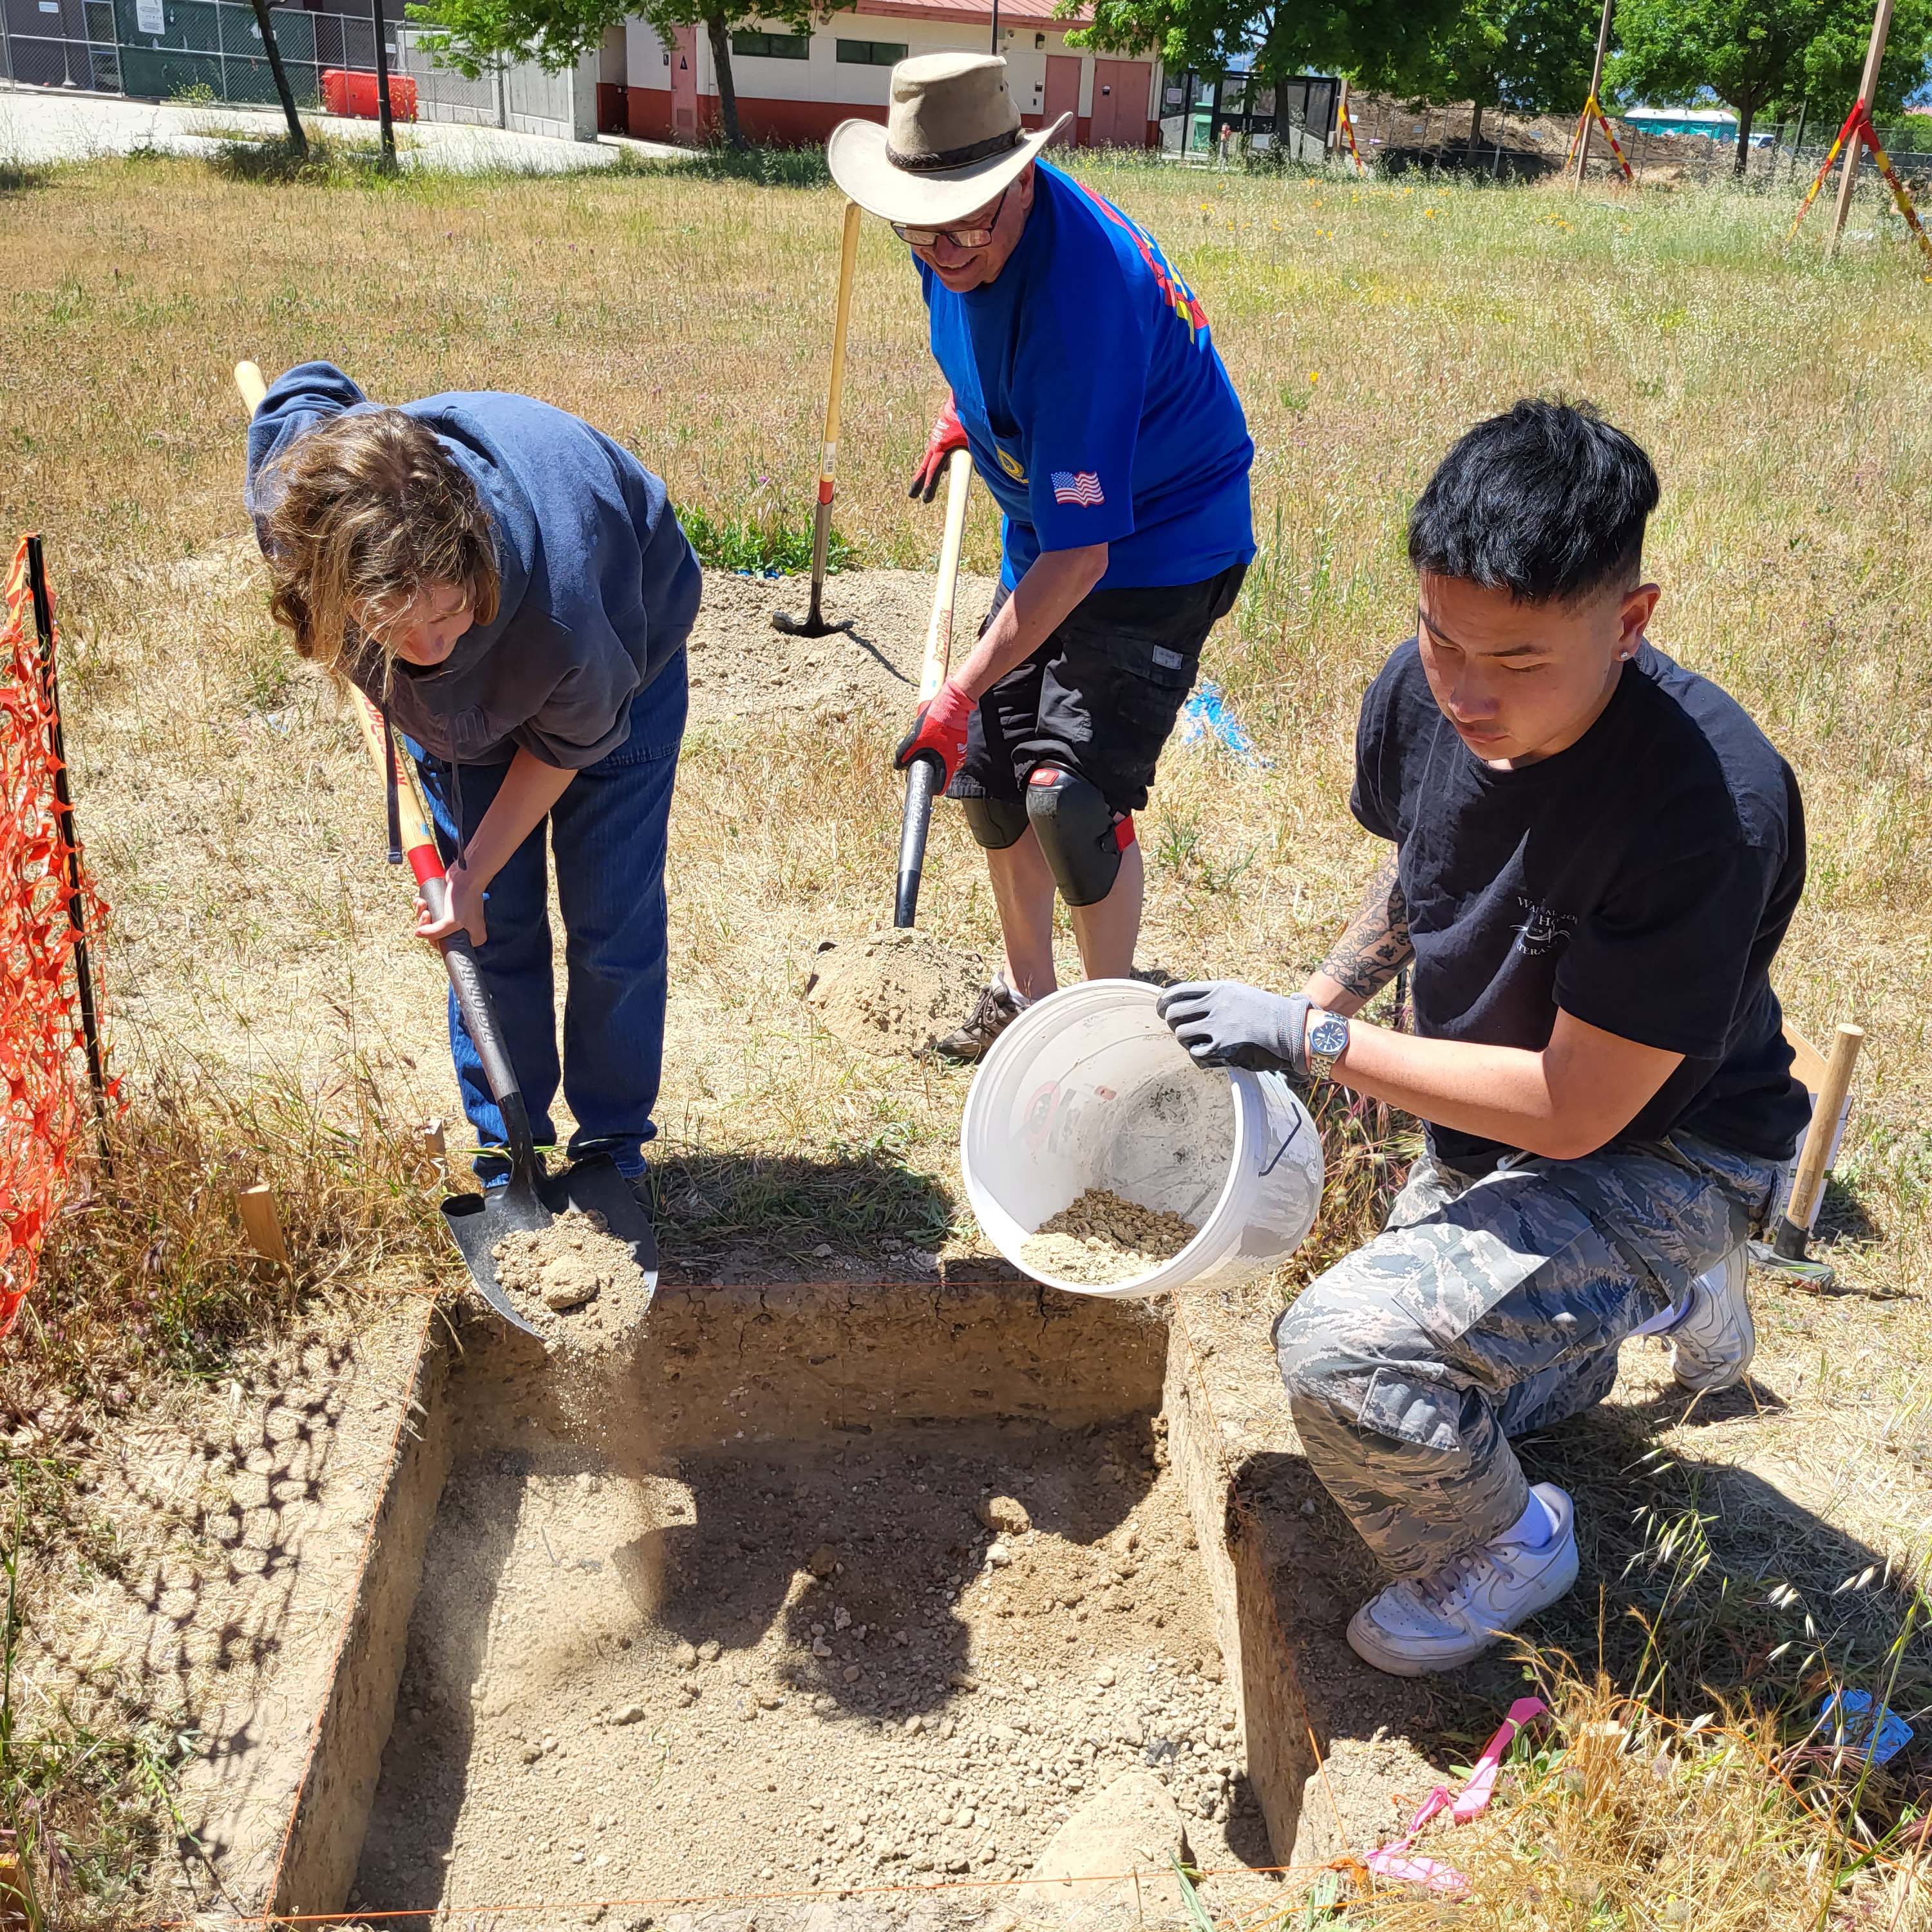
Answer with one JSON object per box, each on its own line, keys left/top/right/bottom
{"left": 1352, "top": 638, "right": 1809, "bottom": 1170}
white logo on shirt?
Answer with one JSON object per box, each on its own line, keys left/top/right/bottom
{"left": 1514, "top": 897, "right": 1577, "bottom": 958}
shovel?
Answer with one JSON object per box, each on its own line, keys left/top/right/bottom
{"left": 233, "top": 358, "right": 659, "bottom": 1338}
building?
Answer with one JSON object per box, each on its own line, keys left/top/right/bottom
{"left": 599, "top": 0, "right": 1160, "bottom": 150}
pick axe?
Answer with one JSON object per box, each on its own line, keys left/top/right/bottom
{"left": 894, "top": 446, "right": 972, "bottom": 927}
{"left": 775, "top": 200, "right": 862, "bottom": 639}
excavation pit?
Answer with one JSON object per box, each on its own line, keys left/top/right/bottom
{"left": 260, "top": 1278, "right": 1421, "bottom": 1929}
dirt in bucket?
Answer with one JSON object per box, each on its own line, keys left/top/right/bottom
{"left": 492, "top": 1208, "right": 654, "bottom": 1344}
{"left": 800, "top": 927, "right": 987, "bottom": 1058}
{"left": 1019, "top": 1188, "right": 1200, "bottom": 1288}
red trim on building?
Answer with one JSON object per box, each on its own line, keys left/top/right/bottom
{"left": 627, "top": 88, "right": 673, "bottom": 140}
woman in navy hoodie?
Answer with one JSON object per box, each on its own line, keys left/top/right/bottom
{"left": 245, "top": 362, "right": 701, "bottom": 1197}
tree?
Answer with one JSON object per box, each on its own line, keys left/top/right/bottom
{"left": 410, "top": 0, "right": 817, "bottom": 147}
{"left": 1611, "top": 0, "right": 1932, "bottom": 175}
{"left": 1072, "top": 0, "right": 1461, "bottom": 106}
{"left": 1402, "top": 0, "right": 1602, "bottom": 152}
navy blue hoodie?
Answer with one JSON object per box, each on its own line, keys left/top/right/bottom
{"left": 245, "top": 362, "right": 701, "bottom": 768}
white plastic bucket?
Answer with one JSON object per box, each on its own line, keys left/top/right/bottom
{"left": 960, "top": 978, "right": 1325, "bottom": 1299}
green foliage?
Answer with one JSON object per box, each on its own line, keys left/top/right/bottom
{"left": 678, "top": 502, "right": 853, "bottom": 575}
{"left": 1610, "top": 0, "right": 1932, "bottom": 151}
{"left": 406, "top": 0, "right": 628, "bottom": 77}
{"left": 1072, "top": 0, "right": 1461, "bottom": 95}
{"left": 1404, "top": 0, "right": 1604, "bottom": 122}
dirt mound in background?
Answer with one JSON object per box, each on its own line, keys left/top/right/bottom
{"left": 802, "top": 927, "right": 987, "bottom": 1057}
{"left": 687, "top": 569, "right": 996, "bottom": 726}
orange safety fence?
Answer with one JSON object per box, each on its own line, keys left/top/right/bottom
{"left": 0, "top": 534, "right": 113, "bottom": 1341}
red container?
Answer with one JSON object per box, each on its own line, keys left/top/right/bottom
{"left": 319, "top": 68, "right": 419, "bottom": 122}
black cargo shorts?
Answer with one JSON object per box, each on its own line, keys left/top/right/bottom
{"left": 945, "top": 561, "right": 1247, "bottom": 817}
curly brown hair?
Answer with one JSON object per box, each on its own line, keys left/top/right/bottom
{"left": 258, "top": 408, "right": 500, "bottom": 683}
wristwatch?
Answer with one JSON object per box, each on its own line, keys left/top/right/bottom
{"left": 1303, "top": 1008, "right": 1350, "bottom": 1083}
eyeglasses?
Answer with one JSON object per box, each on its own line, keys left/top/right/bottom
{"left": 893, "top": 187, "right": 1008, "bottom": 250}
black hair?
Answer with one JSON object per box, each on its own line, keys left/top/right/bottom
{"left": 1407, "top": 398, "right": 1660, "bottom": 605}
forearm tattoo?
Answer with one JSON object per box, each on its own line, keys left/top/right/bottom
{"left": 1318, "top": 849, "right": 1414, "bottom": 1000}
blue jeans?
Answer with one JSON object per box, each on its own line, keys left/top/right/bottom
{"left": 408, "top": 652, "right": 687, "bottom": 1180}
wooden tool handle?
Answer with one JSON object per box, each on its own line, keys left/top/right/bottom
{"left": 1786, "top": 1023, "right": 1864, "bottom": 1231}
{"left": 235, "top": 359, "right": 268, "bottom": 413}
{"left": 818, "top": 200, "right": 862, "bottom": 492}
{"left": 915, "top": 449, "right": 972, "bottom": 705}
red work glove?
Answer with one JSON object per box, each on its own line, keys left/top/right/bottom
{"left": 893, "top": 679, "right": 976, "bottom": 788}
{"left": 907, "top": 394, "right": 969, "bottom": 504}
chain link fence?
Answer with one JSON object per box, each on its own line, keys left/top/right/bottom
{"left": 0, "top": 0, "right": 580, "bottom": 139}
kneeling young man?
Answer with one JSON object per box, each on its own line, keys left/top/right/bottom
{"left": 1160, "top": 400, "right": 1808, "bottom": 1675}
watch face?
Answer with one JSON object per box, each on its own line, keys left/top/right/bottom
{"left": 1309, "top": 1015, "right": 1348, "bottom": 1058}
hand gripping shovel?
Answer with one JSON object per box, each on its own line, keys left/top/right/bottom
{"left": 233, "top": 358, "right": 658, "bottom": 1338}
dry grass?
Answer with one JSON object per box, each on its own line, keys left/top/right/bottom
{"left": 4, "top": 150, "right": 1932, "bottom": 1925}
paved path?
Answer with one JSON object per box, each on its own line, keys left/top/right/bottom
{"left": 0, "top": 84, "right": 687, "bottom": 172}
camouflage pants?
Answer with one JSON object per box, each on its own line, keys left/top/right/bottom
{"left": 1274, "top": 1134, "right": 1781, "bottom": 1581}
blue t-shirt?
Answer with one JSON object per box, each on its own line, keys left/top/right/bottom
{"left": 918, "top": 162, "right": 1255, "bottom": 591}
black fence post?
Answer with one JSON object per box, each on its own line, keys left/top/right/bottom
{"left": 25, "top": 536, "right": 111, "bottom": 1164}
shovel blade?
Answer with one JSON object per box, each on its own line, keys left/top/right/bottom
{"left": 440, "top": 1154, "right": 659, "bottom": 1338}
{"left": 440, "top": 1189, "right": 548, "bottom": 1339}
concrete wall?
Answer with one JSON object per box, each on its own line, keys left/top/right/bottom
{"left": 622, "top": 10, "right": 1159, "bottom": 149}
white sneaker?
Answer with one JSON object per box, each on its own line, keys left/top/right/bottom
{"left": 1346, "top": 1484, "right": 1578, "bottom": 1676}
{"left": 1668, "top": 1243, "right": 1755, "bottom": 1393}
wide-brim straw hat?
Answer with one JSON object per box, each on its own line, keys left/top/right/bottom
{"left": 828, "top": 52, "right": 1070, "bottom": 228}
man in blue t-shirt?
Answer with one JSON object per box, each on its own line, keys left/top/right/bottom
{"left": 1159, "top": 401, "right": 1810, "bottom": 1676}
{"left": 828, "top": 52, "right": 1255, "bottom": 1058}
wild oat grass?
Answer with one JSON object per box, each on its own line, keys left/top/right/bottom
{"left": 3, "top": 153, "right": 1932, "bottom": 1926}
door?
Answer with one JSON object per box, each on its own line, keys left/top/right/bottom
{"left": 1041, "top": 53, "right": 1079, "bottom": 146}
{"left": 669, "top": 23, "right": 697, "bottom": 142}
{"left": 1091, "top": 59, "right": 1151, "bottom": 147}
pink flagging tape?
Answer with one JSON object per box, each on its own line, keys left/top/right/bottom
{"left": 1364, "top": 1695, "right": 1549, "bottom": 1897}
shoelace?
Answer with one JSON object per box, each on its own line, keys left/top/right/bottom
{"left": 1416, "top": 1548, "right": 1499, "bottom": 1618}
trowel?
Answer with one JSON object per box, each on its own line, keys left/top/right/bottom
{"left": 232, "top": 357, "right": 659, "bottom": 1341}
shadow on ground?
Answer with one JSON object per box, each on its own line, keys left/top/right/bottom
{"left": 648, "top": 1144, "right": 957, "bottom": 1282}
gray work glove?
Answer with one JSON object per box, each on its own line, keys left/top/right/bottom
{"left": 1157, "top": 981, "right": 1310, "bottom": 1077}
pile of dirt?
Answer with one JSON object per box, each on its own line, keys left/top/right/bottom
{"left": 686, "top": 569, "right": 996, "bottom": 727}
{"left": 801, "top": 927, "right": 987, "bottom": 1058}
{"left": 491, "top": 1208, "right": 654, "bottom": 1348}
{"left": 1019, "top": 1189, "right": 1200, "bottom": 1287}
{"left": 352, "top": 1427, "right": 1265, "bottom": 1921}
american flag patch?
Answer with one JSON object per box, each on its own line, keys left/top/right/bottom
{"left": 1051, "top": 470, "right": 1105, "bottom": 507}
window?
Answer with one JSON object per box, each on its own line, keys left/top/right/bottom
{"left": 732, "top": 29, "right": 809, "bottom": 57}
{"left": 835, "top": 38, "right": 906, "bottom": 65}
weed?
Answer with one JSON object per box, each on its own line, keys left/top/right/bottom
{"left": 678, "top": 502, "right": 851, "bottom": 576}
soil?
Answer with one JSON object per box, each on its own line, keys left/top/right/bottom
{"left": 800, "top": 928, "right": 988, "bottom": 1059}
{"left": 495, "top": 1208, "right": 649, "bottom": 1314}
{"left": 1019, "top": 1190, "right": 1201, "bottom": 1289}
{"left": 352, "top": 1426, "right": 1268, "bottom": 1929}
{"left": 686, "top": 571, "right": 997, "bottom": 728}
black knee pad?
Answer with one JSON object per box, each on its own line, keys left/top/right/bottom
{"left": 1025, "top": 766, "right": 1133, "bottom": 907}
{"left": 960, "top": 793, "right": 1029, "bottom": 851}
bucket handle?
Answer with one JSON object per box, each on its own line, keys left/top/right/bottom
{"left": 1256, "top": 1077, "right": 1309, "bottom": 1178}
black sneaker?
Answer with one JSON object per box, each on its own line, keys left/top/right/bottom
{"left": 933, "top": 979, "right": 1027, "bottom": 1063}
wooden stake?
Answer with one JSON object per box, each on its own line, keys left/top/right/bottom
{"left": 1774, "top": 1023, "right": 1864, "bottom": 1258}
{"left": 420, "top": 1117, "right": 448, "bottom": 1166}
{"left": 1572, "top": 0, "right": 1615, "bottom": 191}
{"left": 236, "top": 1184, "right": 292, "bottom": 1269}
{"left": 1828, "top": 0, "right": 1894, "bottom": 258}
